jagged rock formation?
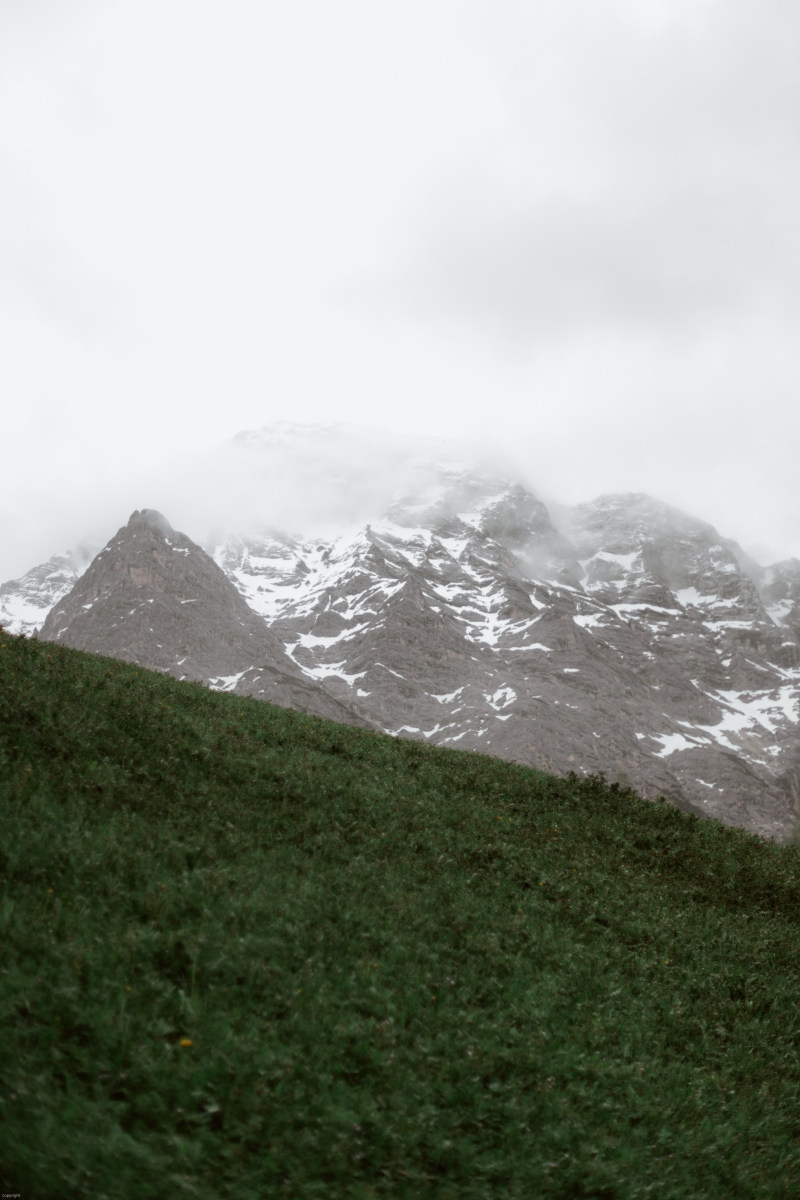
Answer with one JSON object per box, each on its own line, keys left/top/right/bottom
{"left": 12, "top": 428, "right": 800, "bottom": 841}
{"left": 36, "top": 509, "right": 376, "bottom": 729}
{"left": 760, "top": 559, "right": 800, "bottom": 646}
{"left": 210, "top": 474, "right": 800, "bottom": 841}
{"left": 0, "top": 544, "right": 98, "bottom": 637}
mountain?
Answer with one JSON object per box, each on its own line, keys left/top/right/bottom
{"left": 760, "top": 558, "right": 800, "bottom": 645}
{"left": 0, "top": 543, "right": 99, "bottom": 637}
{"left": 36, "top": 508, "right": 375, "bottom": 729}
{"left": 9, "top": 423, "right": 800, "bottom": 841}
{"left": 208, "top": 479, "right": 800, "bottom": 840}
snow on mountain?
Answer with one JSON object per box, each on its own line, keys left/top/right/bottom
{"left": 0, "top": 544, "right": 99, "bottom": 637}
{"left": 36, "top": 509, "right": 376, "bottom": 730}
{"left": 201, "top": 464, "right": 800, "bottom": 840}
{"left": 760, "top": 559, "right": 800, "bottom": 643}
{"left": 11, "top": 423, "right": 800, "bottom": 841}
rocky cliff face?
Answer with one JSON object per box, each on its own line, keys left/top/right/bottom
{"left": 211, "top": 476, "right": 800, "bottom": 840}
{"left": 0, "top": 544, "right": 98, "bottom": 637}
{"left": 14, "top": 438, "right": 800, "bottom": 842}
{"left": 36, "top": 509, "right": 376, "bottom": 729}
{"left": 760, "top": 559, "right": 800, "bottom": 646}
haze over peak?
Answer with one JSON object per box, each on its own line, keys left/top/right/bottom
{"left": 4, "top": 0, "right": 800, "bottom": 589}
{"left": 2, "top": 419, "right": 797, "bottom": 586}
{"left": 143, "top": 420, "right": 539, "bottom": 551}
{"left": 7, "top": 458, "right": 800, "bottom": 839}
{"left": 125, "top": 508, "right": 175, "bottom": 537}
{"left": 152, "top": 423, "right": 789, "bottom": 577}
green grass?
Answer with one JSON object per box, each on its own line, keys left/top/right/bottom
{"left": 1, "top": 630, "right": 800, "bottom": 1199}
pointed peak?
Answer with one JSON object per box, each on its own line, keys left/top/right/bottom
{"left": 126, "top": 509, "right": 174, "bottom": 537}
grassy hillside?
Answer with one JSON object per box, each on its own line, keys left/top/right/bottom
{"left": 1, "top": 630, "right": 799, "bottom": 1199}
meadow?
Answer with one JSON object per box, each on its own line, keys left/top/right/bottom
{"left": 1, "top": 628, "right": 799, "bottom": 1198}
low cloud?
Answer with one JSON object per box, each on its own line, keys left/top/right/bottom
{"left": 361, "top": 0, "right": 800, "bottom": 343}
{"left": 144, "top": 422, "right": 526, "bottom": 546}
{"left": 2, "top": 1, "right": 800, "bottom": 580}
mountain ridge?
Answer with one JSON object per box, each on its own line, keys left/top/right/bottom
{"left": 5, "top": 428, "right": 800, "bottom": 840}
{"left": 36, "top": 508, "right": 377, "bottom": 731}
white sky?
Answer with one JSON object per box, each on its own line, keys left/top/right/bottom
{"left": 1, "top": 0, "right": 798, "bottom": 579}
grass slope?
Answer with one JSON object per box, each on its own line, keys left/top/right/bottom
{"left": 1, "top": 630, "right": 800, "bottom": 1199}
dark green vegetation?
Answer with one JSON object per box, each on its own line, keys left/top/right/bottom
{"left": 1, "top": 631, "right": 800, "bottom": 1199}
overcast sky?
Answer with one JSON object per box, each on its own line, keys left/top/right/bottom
{"left": 1, "top": 0, "right": 798, "bottom": 580}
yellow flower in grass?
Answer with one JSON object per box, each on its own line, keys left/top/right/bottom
{"left": 179, "top": 1038, "right": 193, "bottom": 1047}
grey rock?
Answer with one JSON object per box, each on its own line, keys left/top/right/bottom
{"left": 205, "top": 481, "right": 799, "bottom": 841}
{"left": 37, "top": 509, "right": 376, "bottom": 729}
{"left": 0, "top": 544, "right": 98, "bottom": 636}
{"left": 18, "top": 445, "right": 800, "bottom": 843}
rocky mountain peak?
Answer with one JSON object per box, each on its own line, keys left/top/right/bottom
{"left": 568, "top": 492, "right": 721, "bottom": 554}
{"left": 0, "top": 543, "right": 100, "bottom": 637}
{"left": 760, "top": 558, "right": 800, "bottom": 643}
{"left": 125, "top": 508, "right": 175, "bottom": 537}
{"left": 8, "top": 429, "right": 800, "bottom": 841}
{"left": 36, "top": 509, "right": 378, "bottom": 730}
{"left": 38, "top": 510, "right": 261, "bottom": 662}
{"left": 564, "top": 492, "right": 767, "bottom": 615}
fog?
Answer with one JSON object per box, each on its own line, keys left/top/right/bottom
{"left": 1, "top": 0, "right": 799, "bottom": 580}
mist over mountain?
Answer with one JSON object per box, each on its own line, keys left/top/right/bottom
{"left": 4, "top": 422, "right": 800, "bottom": 841}
{"left": 140, "top": 422, "right": 540, "bottom": 552}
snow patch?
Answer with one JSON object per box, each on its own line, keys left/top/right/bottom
{"left": 766, "top": 599, "right": 793, "bottom": 626}
{"left": 652, "top": 732, "right": 703, "bottom": 757}
{"left": 589, "top": 551, "right": 640, "bottom": 570}
{"left": 612, "top": 603, "right": 681, "bottom": 618}
{"left": 676, "top": 587, "right": 717, "bottom": 608}
{"left": 209, "top": 670, "right": 247, "bottom": 692}
{"left": 573, "top": 612, "right": 606, "bottom": 630}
